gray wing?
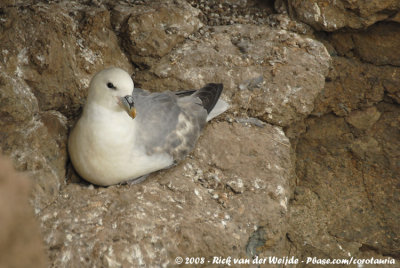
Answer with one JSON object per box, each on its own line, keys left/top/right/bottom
{"left": 133, "top": 91, "right": 208, "bottom": 162}
{"left": 132, "top": 87, "right": 152, "bottom": 97}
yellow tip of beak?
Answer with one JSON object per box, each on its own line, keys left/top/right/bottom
{"left": 129, "top": 107, "right": 136, "bottom": 119}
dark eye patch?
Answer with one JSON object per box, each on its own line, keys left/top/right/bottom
{"left": 107, "top": 82, "right": 116, "bottom": 90}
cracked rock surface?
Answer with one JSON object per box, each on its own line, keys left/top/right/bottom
{"left": 42, "top": 122, "right": 293, "bottom": 267}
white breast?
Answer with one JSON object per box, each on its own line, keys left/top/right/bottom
{"left": 68, "top": 103, "right": 173, "bottom": 186}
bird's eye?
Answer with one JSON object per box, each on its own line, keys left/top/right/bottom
{"left": 107, "top": 82, "right": 116, "bottom": 89}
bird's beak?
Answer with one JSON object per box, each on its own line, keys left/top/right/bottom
{"left": 118, "top": 95, "right": 136, "bottom": 119}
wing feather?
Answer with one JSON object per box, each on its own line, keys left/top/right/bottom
{"left": 133, "top": 91, "right": 207, "bottom": 161}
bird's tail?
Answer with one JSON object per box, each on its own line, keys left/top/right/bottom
{"left": 192, "top": 83, "right": 228, "bottom": 120}
{"left": 206, "top": 98, "right": 229, "bottom": 121}
{"left": 176, "top": 83, "right": 229, "bottom": 121}
{"left": 193, "top": 83, "right": 223, "bottom": 113}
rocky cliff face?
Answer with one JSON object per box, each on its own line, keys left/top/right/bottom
{"left": 0, "top": 0, "right": 398, "bottom": 266}
{"left": 0, "top": 156, "right": 48, "bottom": 268}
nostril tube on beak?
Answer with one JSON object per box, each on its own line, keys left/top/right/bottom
{"left": 118, "top": 95, "right": 136, "bottom": 119}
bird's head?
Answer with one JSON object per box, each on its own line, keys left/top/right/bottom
{"left": 87, "top": 67, "right": 136, "bottom": 119}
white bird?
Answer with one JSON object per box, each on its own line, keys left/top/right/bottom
{"left": 68, "top": 67, "right": 228, "bottom": 186}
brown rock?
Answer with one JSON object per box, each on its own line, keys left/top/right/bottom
{"left": 0, "top": 2, "right": 133, "bottom": 210}
{"left": 291, "top": 106, "right": 400, "bottom": 260}
{"left": 135, "top": 23, "right": 331, "bottom": 127}
{"left": 0, "top": 110, "right": 68, "bottom": 210}
{"left": 389, "top": 11, "right": 400, "bottom": 23}
{"left": 0, "top": 54, "right": 68, "bottom": 210}
{"left": 330, "top": 22, "right": 400, "bottom": 66}
{"left": 313, "top": 57, "right": 400, "bottom": 116}
{"left": 40, "top": 122, "right": 294, "bottom": 266}
{"left": 0, "top": 3, "right": 132, "bottom": 118}
{"left": 346, "top": 106, "right": 381, "bottom": 130}
{"left": 349, "top": 136, "right": 381, "bottom": 160}
{"left": 282, "top": 0, "right": 400, "bottom": 31}
{"left": 0, "top": 70, "right": 38, "bottom": 127}
{"left": 115, "top": 0, "right": 203, "bottom": 66}
{"left": 0, "top": 155, "right": 48, "bottom": 268}
{"left": 352, "top": 22, "right": 400, "bottom": 66}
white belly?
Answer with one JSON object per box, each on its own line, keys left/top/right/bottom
{"left": 68, "top": 110, "right": 173, "bottom": 186}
